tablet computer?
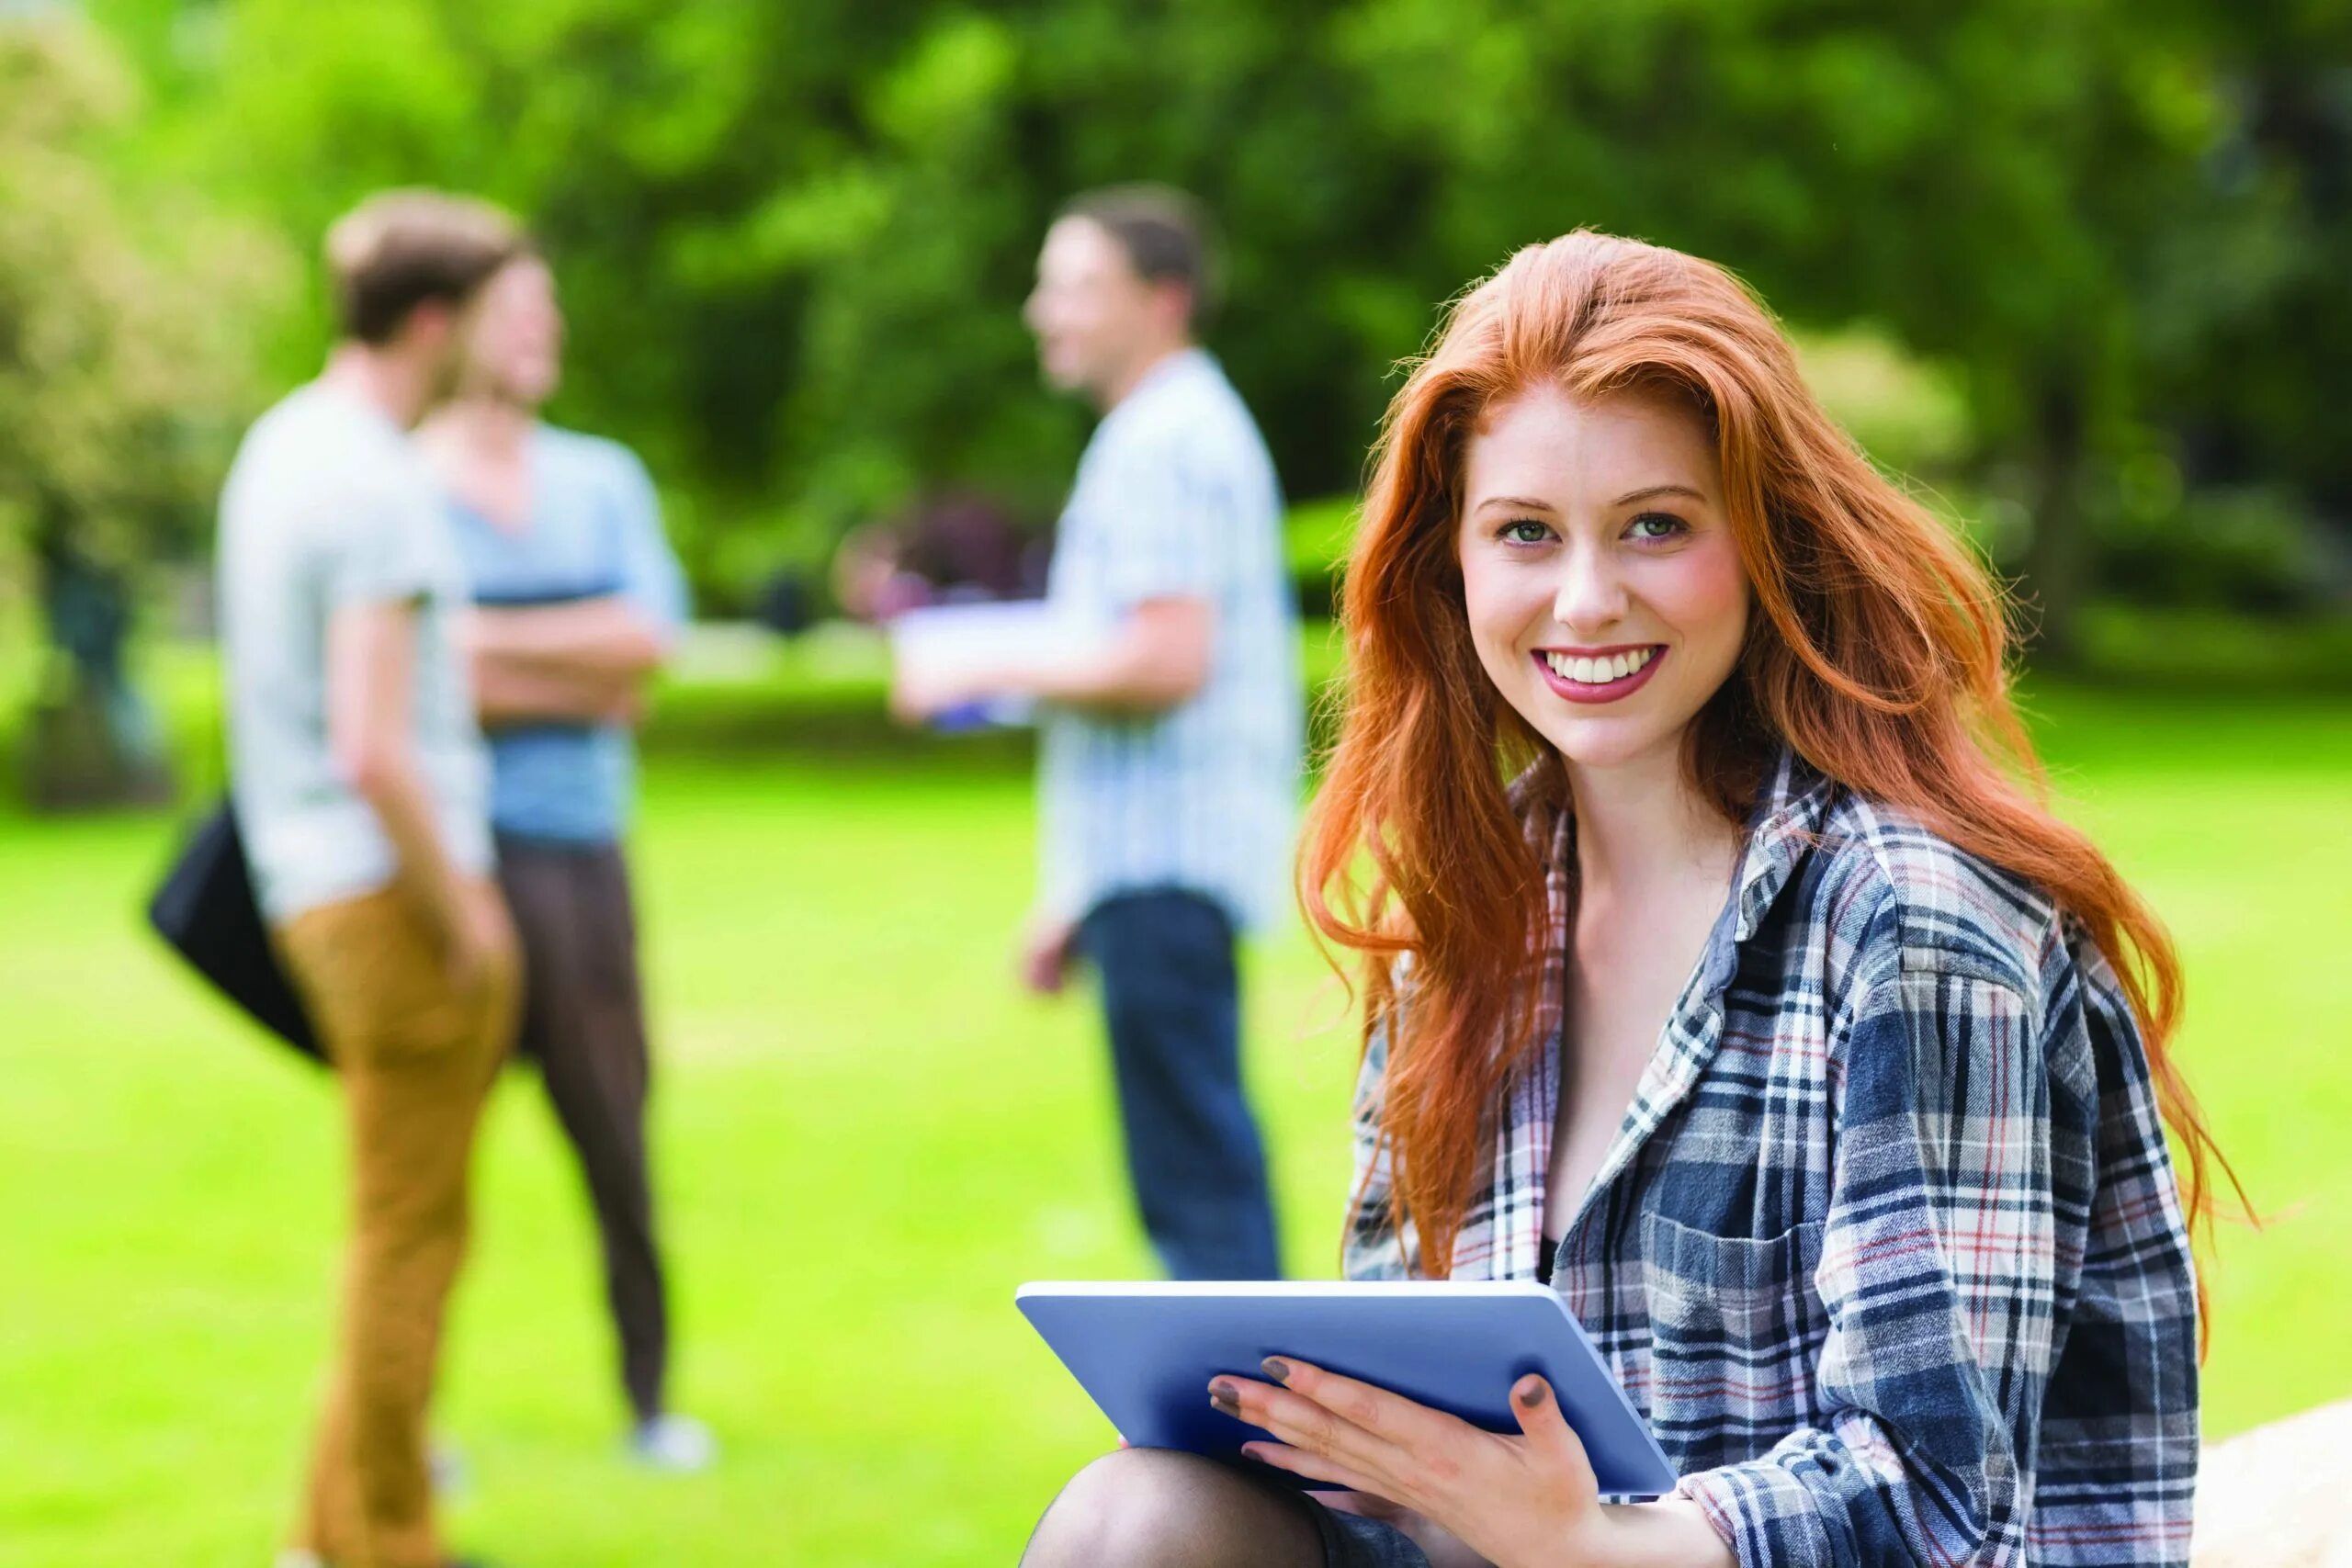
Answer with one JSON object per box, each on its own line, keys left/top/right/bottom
{"left": 1016, "top": 1280, "right": 1679, "bottom": 1498}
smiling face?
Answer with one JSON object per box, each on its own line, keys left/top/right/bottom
{"left": 1455, "top": 381, "right": 1750, "bottom": 774}
{"left": 463, "top": 254, "right": 563, "bottom": 407}
{"left": 1023, "top": 216, "right": 1184, "bottom": 405}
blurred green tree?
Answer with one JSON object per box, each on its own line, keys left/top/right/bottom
{"left": 0, "top": 13, "right": 288, "bottom": 807}
{"left": 80, "top": 0, "right": 2352, "bottom": 649}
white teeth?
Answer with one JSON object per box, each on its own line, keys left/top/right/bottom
{"left": 1544, "top": 648, "right": 1655, "bottom": 685}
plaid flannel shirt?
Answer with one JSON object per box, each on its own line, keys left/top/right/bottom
{"left": 1344, "top": 750, "right": 2199, "bottom": 1567}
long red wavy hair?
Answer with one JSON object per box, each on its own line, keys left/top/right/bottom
{"left": 1300, "top": 230, "right": 2236, "bottom": 1292}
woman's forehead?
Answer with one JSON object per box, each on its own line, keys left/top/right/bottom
{"left": 1464, "top": 383, "right": 1720, "bottom": 502}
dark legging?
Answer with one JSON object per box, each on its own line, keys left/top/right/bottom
{"left": 495, "top": 834, "right": 671, "bottom": 1423}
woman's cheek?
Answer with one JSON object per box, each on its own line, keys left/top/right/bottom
{"left": 1653, "top": 543, "right": 1749, "bottom": 660}
{"left": 1458, "top": 556, "right": 1520, "bottom": 678}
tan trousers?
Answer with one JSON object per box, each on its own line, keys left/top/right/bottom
{"left": 274, "top": 882, "right": 518, "bottom": 1568}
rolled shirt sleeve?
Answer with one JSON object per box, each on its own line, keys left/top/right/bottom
{"left": 1096, "top": 434, "right": 1225, "bottom": 610}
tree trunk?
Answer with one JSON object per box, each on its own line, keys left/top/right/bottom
{"left": 18, "top": 534, "right": 175, "bottom": 812}
{"left": 2019, "top": 381, "right": 2097, "bottom": 671}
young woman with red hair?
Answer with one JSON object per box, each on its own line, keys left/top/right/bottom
{"left": 1019, "top": 231, "right": 2217, "bottom": 1568}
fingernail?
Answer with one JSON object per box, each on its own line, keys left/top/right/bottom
{"left": 1210, "top": 1382, "right": 1240, "bottom": 1417}
{"left": 1261, "top": 1357, "right": 1291, "bottom": 1383}
{"left": 1516, "top": 1378, "right": 1547, "bottom": 1408}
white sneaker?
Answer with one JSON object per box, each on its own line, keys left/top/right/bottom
{"left": 430, "top": 1437, "right": 469, "bottom": 1496}
{"left": 273, "top": 1552, "right": 326, "bottom": 1568}
{"left": 628, "top": 1411, "right": 718, "bottom": 1472}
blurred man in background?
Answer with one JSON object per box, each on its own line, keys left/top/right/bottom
{"left": 218, "top": 191, "right": 523, "bottom": 1568}
{"left": 894, "top": 186, "right": 1302, "bottom": 1280}
{"left": 415, "top": 249, "right": 709, "bottom": 1472}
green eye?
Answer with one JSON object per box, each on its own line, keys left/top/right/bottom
{"left": 1627, "top": 513, "right": 1688, "bottom": 541}
{"left": 1500, "top": 520, "right": 1552, "bottom": 545}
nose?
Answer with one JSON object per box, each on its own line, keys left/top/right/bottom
{"left": 1551, "top": 537, "right": 1628, "bottom": 634}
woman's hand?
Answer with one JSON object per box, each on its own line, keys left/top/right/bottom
{"left": 1211, "top": 1358, "right": 1617, "bottom": 1568}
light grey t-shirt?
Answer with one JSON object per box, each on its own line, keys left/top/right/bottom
{"left": 217, "top": 382, "right": 492, "bottom": 923}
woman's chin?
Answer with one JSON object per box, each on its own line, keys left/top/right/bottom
{"left": 1528, "top": 713, "right": 1688, "bottom": 774}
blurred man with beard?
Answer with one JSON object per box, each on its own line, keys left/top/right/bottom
{"left": 894, "top": 187, "right": 1301, "bottom": 1281}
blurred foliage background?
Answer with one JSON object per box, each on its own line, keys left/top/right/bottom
{"left": 5, "top": 0, "right": 2347, "bottom": 740}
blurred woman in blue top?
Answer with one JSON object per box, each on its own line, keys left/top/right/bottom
{"left": 417, "top": 250, "right": 713, "bottom": 1472}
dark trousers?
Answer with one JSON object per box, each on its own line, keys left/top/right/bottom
{"left": 1080, "top": 888, "right": 1282, "bottom": 1280}
{"left": 495, "top": 835, "right": 671, "bottom": 1423}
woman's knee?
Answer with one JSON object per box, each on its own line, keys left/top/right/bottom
{"left": 1023, "top": 1449, "right": 1192, "bottom": 1565}
{"left": 1022, "top": 1447, "right": 1305, "bottom": 1568}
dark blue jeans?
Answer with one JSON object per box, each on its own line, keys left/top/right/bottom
{"left": 1080, "top": 888, "right": 1282, "bottom": 1280}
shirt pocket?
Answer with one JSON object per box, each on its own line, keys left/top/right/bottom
{"left": 1638, "top": 1210, "right": 1826, "bottom": 1470}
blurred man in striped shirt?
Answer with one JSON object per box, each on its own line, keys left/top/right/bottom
{"left": 894, "top": 186, "right": 1301, "bottom": 1280}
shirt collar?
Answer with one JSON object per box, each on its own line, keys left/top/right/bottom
{"left": 1112, "top": 345, "right": 1214, "bottom": 416}
{"left": 1731, "top": 747, "right": 1837, "bottom": 942}
{"left": 1473, "top": 745, "right": 1835, "bottom": 1277}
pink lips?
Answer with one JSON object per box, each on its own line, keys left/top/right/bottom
{"left": 1532, "top": 646, "right": 1667, "bottom": 705}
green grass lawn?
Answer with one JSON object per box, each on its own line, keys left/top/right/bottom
{"left": 1, "top": 665, "right": 2347, "bottom": 1566}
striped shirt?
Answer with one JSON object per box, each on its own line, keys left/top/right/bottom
{"left": 1038, "top": 349, "right": 1303, "bottom": 931}
{"left": 1345, "top": 750, "right": 2200, "bottom": 1566}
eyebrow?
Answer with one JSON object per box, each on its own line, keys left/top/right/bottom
{"left": 1471, "top": 483, "right": 1708, "bottom": 513}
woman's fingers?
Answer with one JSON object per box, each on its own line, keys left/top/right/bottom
{"left": 1249, "top": 1356, "right": 1476, "bottom": 1468}
{"left": 1508, "top": 1375, "right": 1600, "bottom": 1497}
{"left": 1238, "top": 1440, "right": 1388, "bottom": 1498}
{"left": 1216, "top": 1362, "right": 1593, "bottom": 1528}
{"left": 1216, "top": 1373, "right": 1396, "bottom": 1481}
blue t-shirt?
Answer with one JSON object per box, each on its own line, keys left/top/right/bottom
{"left": 447, "top": 426, "right": 688, "bottom": 845}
